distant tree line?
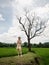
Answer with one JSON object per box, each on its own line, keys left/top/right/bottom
{"left": 23, "top": 42, "right": 49, "bottom": 48}
{"left": 0, "top": 42, "right": 16, "bottom": 47}
{"left": 0, "top": 42, "right": 49, "bottom": 48}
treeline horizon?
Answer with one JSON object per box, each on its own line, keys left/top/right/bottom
{"left": 0, "top": 42, "right": 49, "bottom": 48}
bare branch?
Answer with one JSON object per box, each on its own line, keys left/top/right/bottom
{"left": 30, "top": 20, "right": 46, "bottom": 40}
{"left": 16, "top": 10, "right": 47, "bottom": 41}
{"left": 17, "top": 17, "right": 28, "bottom": 36}
{"left": 30, "top": 32, "right": 36, "bottom": 39}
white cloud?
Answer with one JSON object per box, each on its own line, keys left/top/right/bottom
{"left": 0, "top": 0, "right": 13, "bottom": 8}
{"left": 17, "top": 0, "right": 33, "bottom": 7}
{"left": 33, "top": 4, "right": 49, "bottom": 19}
{"left": 0, "top": 33, "right": 17, "bottom": 43}
{"left": 0, "top": 14, "right": 5, "bottom": 21}
{"left": 9, "top": 2, "right": 49, "bottom": 43}
{"left": 0, "top": 0, "right": 49, "bottom": 43}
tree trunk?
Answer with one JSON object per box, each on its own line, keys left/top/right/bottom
{"left": 28, "top": 37, "right": 31, "bottom": 52}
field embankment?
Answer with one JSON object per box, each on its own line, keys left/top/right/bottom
{"left": 0, "top": 52, "right": 42, "bottom": 65}
{"left": 0, "top": 48, "right": 49, "bottom": 65}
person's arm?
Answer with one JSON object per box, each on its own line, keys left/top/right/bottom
{"left": 17, "top": 40, "right": 19, "bottom": 45}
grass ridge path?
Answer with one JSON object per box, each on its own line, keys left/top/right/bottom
{"left": 0, "top": 52, "right": 42, "bottom": 65}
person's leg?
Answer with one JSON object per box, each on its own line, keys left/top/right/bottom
{"left": 18, "top": 49, "right": 20, "bottom": 56}
{"left": 17, "top": 47, "right": 20, "bottom": 56}
{"left": 19, "top": 48, "right": 22, "bottom": 56}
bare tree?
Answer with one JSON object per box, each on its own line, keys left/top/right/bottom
{"left": 16, "top": 10, "right": 48, "bottom": 51}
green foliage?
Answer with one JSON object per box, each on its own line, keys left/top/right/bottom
{"left": 0, "top": 48, "right": 49, "bottom": 65}
{"left": 23, "top": 42, "right": 28, "bottom": 47}
{"left": 32, "top": 48, "right": 49, "bottom": 65}
{"left": 0, "top": 47, "right": 28, "bottom": 58}
{"left": 23, "top": 42, "right": 49, "bottom": 48}
{"left": 0, "top": 42, "right": 16, "bottom": 47}
{"left": 0, "top": 42, "right": 49, "bottom": 48}
{"left": 0, "top": 47, "right": 17, "bottom": 58}
{"left": 32, "top": 42, "right": 49, "bottom": 48}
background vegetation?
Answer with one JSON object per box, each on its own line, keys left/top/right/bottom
{"left": 0, "top": 42, "right": 49, "bottom": 65}
{"left": 0, "top": 42, "right": 49, "bottom": 48}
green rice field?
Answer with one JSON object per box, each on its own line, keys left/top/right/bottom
{"left": 0, "top": 47, "right": 49, "bottom": 65}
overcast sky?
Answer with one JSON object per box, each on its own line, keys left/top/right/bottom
{"left": 0, "top": 0, "right": 49, "bottom": 43}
